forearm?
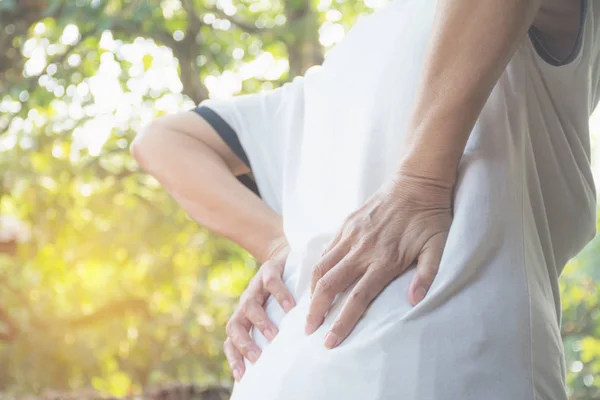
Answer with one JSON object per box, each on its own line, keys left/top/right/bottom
{"left": 132, "top": 121, "right": 284, "bottom": 264}
{"left": 399, "top": 0, "right": 542, "bottom": 184}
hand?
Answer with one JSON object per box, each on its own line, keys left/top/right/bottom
{"left": 223, "top": 237, "right": 295, "bottom": 382}
{"left": 305, "top": 174, "right": 453, "bottom": 349}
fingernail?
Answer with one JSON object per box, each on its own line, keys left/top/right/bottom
{"left": 264, "top": 328, "right": 276, "bottom": 341}
{"left": 324, "top": 331, "right": 338, "bottom": 349}
{"left": 414, "top": 287, "right": 427, "bottom": 304}
{"left": 282, "top": 299, "right": 292, "bottom": 312}
{"left": 248, "top": 349, "right": 259, "bottom": 363}
{"left": 305, "top": 321, "right": 315, "bottom": 335}
{"left": 233, "top": 367, "right": 242, "bottom": 382}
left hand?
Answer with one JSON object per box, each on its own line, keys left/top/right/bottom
{"left": 305, "top": 173, "right": 453, "bottom": 349}
{"left": 224, "top": 237, "right": 294, "bottom": 382}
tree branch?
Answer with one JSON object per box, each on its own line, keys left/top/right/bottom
{"left": 181, "top": 0, "right": 203, "bottom": 37}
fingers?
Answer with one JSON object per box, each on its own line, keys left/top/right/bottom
{"left": 321, "top": 228, "right": 344, "bottom": 256}
{"left": 305, "top": 253, "right": 362, "bottom": 335}
{"left": 409, "top": 231, "right": 448, "bottom": 306}
{"left": 242, "top": 299, "right": 279, "bottom": 342}
{"left": 240, "top": 274, "right": 268, "bottom": 306}
{"left": 310, "top": 241, "right": 349, "bottom": 294}
{"left": 224, "top": 263, "right": 294, "bottom": 379}
{"left": 262, "top": 259, "right": 295, "bottom": 312}
{"left": 223, "top": 240, "right": 294, "bottom": 382}
{"left": 324, "top": 269, "right": 392, "bottom": 349}
{"left": 224, "top": 338, "right": 245, "bottom": 382}
{"left": 225, "top": 315, "right": 261, "bottom": 364}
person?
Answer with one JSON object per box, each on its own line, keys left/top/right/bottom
{"left": 130, "top": 0, "right": 600, "bottom": 398}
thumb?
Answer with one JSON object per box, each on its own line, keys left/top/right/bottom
{"left": 409, "top": 232, "right": 448, "bottom": 306}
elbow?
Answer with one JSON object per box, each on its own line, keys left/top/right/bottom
{"left": 129, "top": 133, "right": 144, "bottom": 167}
{"left": 130, "top": 118, "right": 167, "bottom": 172}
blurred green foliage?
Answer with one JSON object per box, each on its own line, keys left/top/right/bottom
{"left": 0, "top": 0, "right": 598, "bottom": 399}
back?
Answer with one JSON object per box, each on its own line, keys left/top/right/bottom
{"left": 202, "top": 0, "right": 600, "bottom": 398}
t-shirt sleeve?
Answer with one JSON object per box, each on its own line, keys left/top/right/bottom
{"left": 191, "top": 77, "right": 305, "bottom": 215}
{"left": 192, "top": 106, "right": 261, "bottom": 198}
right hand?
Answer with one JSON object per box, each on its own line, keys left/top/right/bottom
{"left": 223, "top": 237, "right": 295, "bottom": 382}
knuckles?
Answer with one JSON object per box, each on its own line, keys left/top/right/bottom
{"left": 225, "top": 309, "right": 247, "bottom": 335}
{"left": 262, "top": 272, "right": 279, "bottom": 291}
{"left": 239, "top": 299, "right": 257, "bottom": 317}
{"left": 225, "top": 319, "right": 237, "bottom": 337}
{"left": 314, "top": 278, "right": 336, "bottom": 297}
{"left": 311, "top": 263, "right": 330, "bottom": 279}
{"left": 349, "top": 288, "right": 369, "bottom": 305}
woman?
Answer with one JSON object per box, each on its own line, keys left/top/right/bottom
{"left": 131, "top": 0, "right": 599, "bottom": 398}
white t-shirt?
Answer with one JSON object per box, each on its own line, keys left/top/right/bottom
{"left": 196, "top": 0, "right": 599, "bottom": 398}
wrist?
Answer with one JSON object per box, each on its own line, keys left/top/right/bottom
{"left": 397, "top": 148, "right": 459, "bottom": 188}
{"left": 399, "top": 103, "right": 473, "bottom": 186}
{"left": 265, "top": 234, "right": 288, "bottom": 261}
{"left": 389, "top": 169, "right": 454, "bottom": 197}
{"left": 255, "top": 229, "right": 288, "bottom": 264}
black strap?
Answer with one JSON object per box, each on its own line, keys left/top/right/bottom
{"left": 192, "top": 106, "right": 261, "bottom": 197}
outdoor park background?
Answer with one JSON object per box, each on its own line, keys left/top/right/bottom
{"left": 0, "top": 0, "right": 599, "bottom": 398}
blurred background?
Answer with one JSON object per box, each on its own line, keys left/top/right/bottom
{"left": 0, "top": 0, "right": 599, "bottom": 399}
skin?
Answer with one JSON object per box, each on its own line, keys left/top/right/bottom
{"left": 131, "top": 113, "right": 295, "bottom": 381}
{"left": 223, "top": 238, "right": 291, "bottom": 381}
{"left": 307, "top": 0, "right": 585, "bottom": 348}
{"left": 131, "top": 0, "right": 583, "bottom": 381}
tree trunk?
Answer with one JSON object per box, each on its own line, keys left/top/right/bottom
{"left": 284, "top": 0, "right": 324, "bottom": 78}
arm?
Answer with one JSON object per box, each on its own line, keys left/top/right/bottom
{"left": 307, "top": 0, "right": 548, "bottom": 348}
{"left": 131, "top": 112, "right": 296, "bottom": 380}
{"left": 399, "top": 0, "right": 543, "bottom": 184}
{"left": 130, "top": 112, "right": 284, "bottom": 264}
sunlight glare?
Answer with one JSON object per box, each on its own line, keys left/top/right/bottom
{"left": 203, "top": 13, "right": 216, "bottom": 24}
{"left": 79, "top": 183, "right": 93, "bottom": 197}
{"left": 233, "top": 48, "right": 244, "bottom": 59}
{"left": 217, "top": 0, "right": 237, "bottom": 15}
{"left": 61, "top": 24, "right": 81, "bottom": 46}
{"left": 319, "top": 22, "right": 346, "bottom": 47}
{"left": 22, "top": 38, "right": 37, "bottom": 57}
{"left": 73, "top": 116, "right": 114, "bottom": 157}
{"left": 318, "top": 0, "right": 332, "bottom": 12}
{"left": 173, "top": 30, "right": 184, "bottom": 41}
{"left": 0, "top": 131, "right": 17, "bottom": 152}
{"left": 68, "top": 54, "right": 82, "bottom": 67}
{"left": 161, "top": 0, "right": 181, "bottom": 19}
{"left": 326, "top": 10, "right": 342, "bottom": 22}
{"left": 99, "top": 30, "right": 117, "bottom": 51}
{"left": 24, "top": 46, "right": 47, "bottom": 76}
{"left": 34, "top": 22, "right": 46, "bottom": 35}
